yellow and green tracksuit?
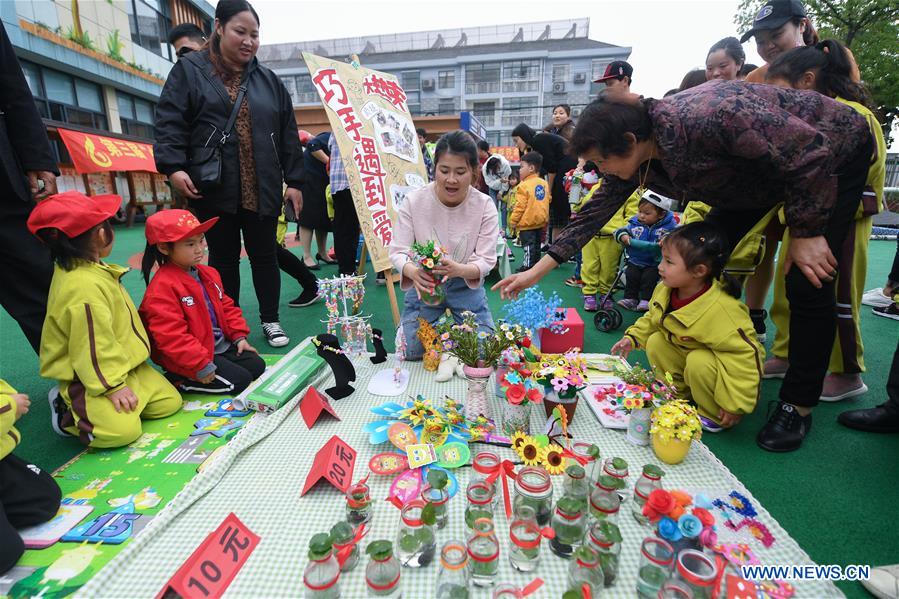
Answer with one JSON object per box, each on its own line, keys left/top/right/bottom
{"left": 681, "top": 201, "right": 712, "bottom": 225}
{"left": 579, "top": 184, "right": 640, "bottom": 296}
{"left": 624, "top": 281, "right": 764, "bottom": 423}
{"left": 0, "top": 380, "right": 22, "bottom": 459}
{"left": 682, "top": 198, "right": 776, "bottom": 277}
{"left": 40, "top": 261, "right": 182, "bottom": 448}
{"left": 770, "top": 98, "right": 886, "bottom": 374}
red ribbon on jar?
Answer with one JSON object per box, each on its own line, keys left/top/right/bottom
{"left": 334, "top": 523, "right": 368, "bottom": 567}
{"left": 561, "top": 448, "right": 590, "bottom": 466}
{"left": 484, "top": 459, "right": 517, "bottom": 519}
{"left": 510, "top": 524, "right": 555, "bottom": 549}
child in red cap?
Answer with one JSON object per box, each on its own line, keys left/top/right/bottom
{"left": 27, "top": 191, "right": 182, "bottom": 448}
{"left": 139, "top": 210, "right": 266, "bottom": 394}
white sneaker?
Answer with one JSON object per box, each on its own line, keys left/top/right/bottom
{"left": 262, "top": 322, "right": 290, "bottom": 347}
{"left": 862, "top": 287, "right": 894, "bottom": 308}
{"left": 862, "top": 564, "right": 899, "bottom": 599}
{"left": 47, "top": 386, "right": 71, "bottom": 437}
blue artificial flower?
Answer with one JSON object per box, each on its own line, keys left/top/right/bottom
{"left": 505, "top": 371, "right": 523, "bottom": 385}
{"left": 657, "top": 516, "right": 682, "bottom": 542}
{"left": 678, "top": 514, "right": 703, "bottom": 539}
{"left": 693, "top": 493, "right": 714, "bottom": 509}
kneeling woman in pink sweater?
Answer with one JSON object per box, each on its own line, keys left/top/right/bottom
{"left": 389, "top": 130, "right": 500, "bottom": 359}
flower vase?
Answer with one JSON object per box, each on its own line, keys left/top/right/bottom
{"left": 626, "top": 408, "right": 652, "bottom": 446}
{"left": 543, "top": 389, "right": 578, "bottom": 425}
{"left": 651, "top": 433, "right": 692, "bottom": 465}
{"left": 463, "top": 365, "right": 494, "bottom": 421}
{"left": 502, "top": 401, "right": 530, "bottom": 435}
{"left": 419, "top": 281, "right": 446, "bottom": 306}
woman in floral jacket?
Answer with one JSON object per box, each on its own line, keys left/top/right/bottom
{"left": 495, "top": 81, "right": 873, "bottom": 453}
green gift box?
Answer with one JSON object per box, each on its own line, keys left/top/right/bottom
{"left": 233, "top": 338, "right": 325, "bottom": 414}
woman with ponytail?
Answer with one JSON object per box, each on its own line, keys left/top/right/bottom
{"left": 763, "top": 40, "right": 886, "bottom": 403}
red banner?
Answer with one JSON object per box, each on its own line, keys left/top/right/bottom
{"left": 58, "top": 128, "right": 157, "bottom": 174}
{"left": 493, "top": 146, "right": 520, "bottom": 163}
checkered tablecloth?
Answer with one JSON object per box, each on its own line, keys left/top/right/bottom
{"left": 80, "top": 357, "right": 843, "bottom": 598}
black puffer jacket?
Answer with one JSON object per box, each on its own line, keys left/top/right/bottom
{"left": 154, "top": 49, "right": 304, "bottom": 217}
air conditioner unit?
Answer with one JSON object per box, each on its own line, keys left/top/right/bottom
{"left": 552, "top": 82, "right": 566, "bottom": 93}
{"left": 574, "top": 73, "right": 587, "bottom": 84}
{"left": 421, "top": 78, "right": 435, "bottom": 90}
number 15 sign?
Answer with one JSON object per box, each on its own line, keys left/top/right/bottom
{"left": 301, "top": 435, "right": 357, "bottom": 496}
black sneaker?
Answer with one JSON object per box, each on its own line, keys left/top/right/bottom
{"left": 288, "top": 288, "right": 319, "bottom": 307}
{"left": 872, "top": 302, "right": 899, "bottom": 321}
{"left": 756, "top": 401, "right": 812, "bottom": 452}
{"left": 262, "top": 321, "right": 290, "bottom": 347}
{"left": 749, "top": 309, "right": 767, "bottom": 343}
{"left": 376, "top": 273, "right": 387, "bottom": 286}
{"left": 48, "top": 387, "right": 71, "bottom": 437}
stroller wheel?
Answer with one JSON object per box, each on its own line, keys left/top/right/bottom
{"left": 594, "top": 309, "right": 615, "bottom": 332}
{"left": 610, "top": 309, "right": 623, "bottom": 330}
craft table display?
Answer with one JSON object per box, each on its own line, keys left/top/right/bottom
{"left": 77, "top": 359, "right": 843, "bottom": 598}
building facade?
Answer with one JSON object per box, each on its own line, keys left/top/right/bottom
{"left": 4, "top": 0, "right": 213, "bottom": 206}
{"left": 259, "top": 19, "right": 631, "bottom": 147}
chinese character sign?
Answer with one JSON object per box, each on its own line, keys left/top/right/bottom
{"left": 303, "top": 53, "right": 429, "bottom": 272}
{"left": 57, "top": 128, "right": 157, "bottom": 174}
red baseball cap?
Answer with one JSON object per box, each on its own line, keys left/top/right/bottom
{"left": 145, "top": 209, "right": 218, "bottom": 244}
{"left": 27, "top": 191, "right": 121, "bottom": 237}
{"left": 593, "top": 60, "right": 634, "bottom": 83}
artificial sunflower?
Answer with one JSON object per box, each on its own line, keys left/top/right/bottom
{"left": 510, "top": 431, "right": 529, "bottom": 452}
{"left": 517, "top": 438, "right": 545, "bottom": 466}
{"left": 543, "top": 444, "right": 566, "bottom": 475}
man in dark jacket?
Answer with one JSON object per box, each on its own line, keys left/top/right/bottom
{"left": 0, "top": 22, "right": 58, "bottom": 353}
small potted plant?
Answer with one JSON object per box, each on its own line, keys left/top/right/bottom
{"left": 533, "top": 351, "right": 587, "bottom": 425}
{"left": 650, "top": 400, "right": 702, "bottom": 464}
{"left": 595, "top": 366, "right": 677, "bottom": 446}
{"left": 410, "top": 240, "right": 446, "bottom": 306}
{"left": 498, "top": 365, "right": 543, "bottom": 435}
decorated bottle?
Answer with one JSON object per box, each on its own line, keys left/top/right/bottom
{"left": 365, "top": 540, "right": 401, "bottom": 597}
{"left": 567, "top": 545, "right": 604, "bottom": 594}
{"left": 569, "top": 442, "right": 601, "bottom": 483}
{"left": 435, "top": 541, "right": 470, "bottom": 599}
{"left": 589, "top": 475, "right": 623, "bottom": 523}
{"left": 303, "top": 533, "right": 341, "bottom": 599}
{"left": 471, "top": 451, "right": 500, "bottom": 504}
{"left": 345, "top": 479, "right": 372, "bottom": 526}
{"left": 586, "top": 519, "right": 622, "bottom": 587}
{"left": 636, "top": 537, "right": 675, "bottom": 598}
{"left": 330, "top": 522, "right": 360, "bottom": 573}
{"left": 550, "top": 495, "right": 587, "bottom": 558}
{"left": 632, "top": 464, "right": 664, "bottom": 525}
{"left": 396, "top": 499, "right": 436, "bottom": 568}
{"left": 465, "top": 480, "right": 495, "bottom": 529}
{"left": 508, "top": 504, "right": 543, "bottom": 572}
{"left": 467, "top": 517, "right": 500, "bottom": 587}
{"left": 421, "top": 483, "right": 450, "bottom": 530}
{"left": 563, "top": 464, "right": 590, "bottom": 507}
{"left": 512, "top": 466, "right": 553, "bottom": 526}
{"left": 602, "top": 456, "right": 630, "bottom": 499}
{"left": 671, "top": 549, "right": 718, "bottom": 599}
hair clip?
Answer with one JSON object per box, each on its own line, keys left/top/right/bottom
{"left": 698, "top": 236, "right": 706, "bottom": 243}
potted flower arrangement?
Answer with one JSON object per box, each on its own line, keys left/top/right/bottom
{"left": 532, "top": 351, "right": 587, "bottom": 425}
{"left": 501, "top": 286, "right": 568, "bottom": 353}
{"left": 650, "top": 400, "right": 702, "bottom": 464}
{"left": 594, "top": 366, "right": 678, "bottom": 447}
{"left": 498, "top": 366, "right": 544, "bottom": 435}
{"left": 640, "top": 489, "right": 719, "bottom": 554}
{"left": 410, "top": 240, "right": 446, "bottom": 306}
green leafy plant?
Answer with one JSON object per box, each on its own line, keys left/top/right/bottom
{"left": 421, "top": 469, "right": 448, "bottom": 525}
{"left": 435, "top": 311, "right": 527, "bottom": 368}
{"left": 106, "top": 29, "right": 124, "bottom": 62}
{"left": 365, "top": 540, "right": 393, "bottom": 561}
{"left": 307, "top": 532, "right": 332, "bottom": 560}
{"left": 64, "top": 26, "right": 94, "bottom": 50}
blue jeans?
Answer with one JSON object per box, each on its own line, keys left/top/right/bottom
{"left": 574, "top": 251, "right": 583, "bottom": 278}
{"left": 400, "top": 277, "right": 494, "bottom": 360}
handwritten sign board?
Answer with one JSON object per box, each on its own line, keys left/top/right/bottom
{"left": 303, "top": 53, "right": 429, "bottom": 273}
{"left": 301, "top": 435, "right": 356, "bottom": 496}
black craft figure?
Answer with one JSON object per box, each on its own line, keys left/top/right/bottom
{"left": 314, "top": 334, "right": 356, "bottom": 400}
{"left": 370, "top": 328, "right": 388, "bottom": 364}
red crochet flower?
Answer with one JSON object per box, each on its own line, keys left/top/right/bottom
{"left": 643, "top": 489, "right": 676, "bottom": 522}
{"left": 506, "top": 384, "right": 526, "bottom": 405}
{"left": 692, "top": 507, "right": 715, "bottom": 527}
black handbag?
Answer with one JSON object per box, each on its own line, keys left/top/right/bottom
{"left": 188, "top": 74, "right": 248, "bottom": 191}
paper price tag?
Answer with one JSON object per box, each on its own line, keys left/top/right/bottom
{"left": 301, "top": 435, "right": 357, "bottom": 495}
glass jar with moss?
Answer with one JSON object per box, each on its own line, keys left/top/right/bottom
{"left": 570, "top": 442, "right": 601, "bottom": 483}
{"left": 396, "top": 499, "right": 437, "bottom": 568}
{"left": 602, "top": 457, "right": 630, "bottom": 499}
{"left": 586, "top": 519, "right": 622, "bottom": 587}
{"left": 508, "top": 504, "right": 543, "bottom": 572}
{"left": 465, "top": 480, "right": 495, "bottom": 529}
{"left": 436, "top": 540, "right": 470, "bottom": 599}
{"left": 365, "top": 540, "right": 401, "bottom": 597}
{"left": 345, "top": 478, "right": 372, "bottom": 526}
{"left": 550, "top": 495, "right": 587, "bottom": 558}
{"left": 567, "top": 545, "right": 604, "bottom": 594}
{"left": 563, "top": 464, "right": 590, "bottom": 506}
{"left": 303, "top": 533, "right": 341, "bottom": 598}
{"left": 466, "top": 517, "right": 500, "bottom": 587}
{"left": 421, "top": 469, "right": 451, "bottom": 530}
{"left": 589, "top": 475, "right": 623, "bottom": 523}
{"left": 512, "top": 466, "right": 553, "bottom": 526}
{"left": 330, "top": 521, "right": 360, "bottom": 572}
{"left": 633, "top": 464, "right": 664, "bottom": 525}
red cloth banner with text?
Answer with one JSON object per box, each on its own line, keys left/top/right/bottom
{"left": 58, "top": 128, "right": 157, "bottom": 174}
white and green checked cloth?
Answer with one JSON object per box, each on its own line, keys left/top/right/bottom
{"left": 80, "top": 358, "right": 842, "bottom": 598}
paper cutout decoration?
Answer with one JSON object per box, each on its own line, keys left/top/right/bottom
{"left": 726, "top": 575, "right": 758, "bottom": 599}
{"left": 368, "top": 453, "right": 408, "bottom": 475}
{"left": 299, "top": 387, "right": 341, "bottom": 429}
{"left": 156, "top": 512, "right": 259, "bottom": 599}
{"left": 405, "top": 443, "right": 437, "bottom": 468}
{"left": 367, "top": 368, "right": 410, "bottom": 396}
{"left": 205, "top": 399, "right": 252, "bottom": 418}
{"left": 387, "top": 422, "right": 416, "bottom": 451}
{"left": 435, "top": 442, "right": 470, "bottom": 469}
{"left": 301, "top": 435, "right": 357, "bottom": 495}
{"left": 18, "top": 505, "right": 94, "bottom": 549}
{"left": 191, "top": 417, "right": 244, "bottom": 438}
{"left": 387, "top": 469, "right": 422, "bottom": 506}
{"left": 61, "top": 503, "right": 149, "bottom": 544}
{"left": 107, "top": 486, "right": 162, "bottom": 510}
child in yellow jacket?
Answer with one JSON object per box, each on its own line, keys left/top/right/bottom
{"left": 1, "top": 379, "right": 61, "bottom": 574}
{"left": 509, "top": 152, "right": 549, "bottom": 271}
{"left": 27, "top": 192, "right": 182, "bottom": 449}
{"left": 611, "top": 222, "right": 764, "bottom": 432}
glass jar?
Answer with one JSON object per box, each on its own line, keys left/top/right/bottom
{"left": 508, "top": 504, "right": 542, "bottom": 572}
{"left": 513, "top": 466, "right": 553, "bottom": 526}
{"left": 396, "top": 499, "right": 436, "bottom": 568}
{"left": 658, "top": 579, "right": 695, "bottom": 598}
{"left": 602, "top": 457, "right": 630, "bottom": 500}
{"left": 633, "top": 464, "right": 664, "bottom": 526}
{"left": 467, "top": 518, "right": 500, "bottom": 587}
{"left": 365, "top": 540, "right": 401, "bottom": 597}
{"left": 589, "top": 475, "right": 623, "bottom": 523}
{"left": 346, "top": 479, "right": 372, "bottom": 526}
{"left": 492, "top": 584, "right": 521, "bottom": 599}
{"left": 636, "top": 537, "right": 675, "bottom": 598}
{"left": 671, "top": 550, "right": 718, "bottom": 599}
{"left": 330, "top": 521, "right": 360, "bottom": 573}
{"left": 567, "top": 545, "right": 604, "bottom": 594}
{"left": 436, "top": 541, "right": 470, "bottom": 599}
{"left": 569, "top": 442, "right": 601, "bottom": 483}
{"left": 465, "top": 481, "right": 495, "bottom": 529}
{"left": 422, "top": 484, "right": 450, "bottom": 530}
{"left": 471, "top": 451, "right": 500, "bottom": 502}
{"left": 550, "top": 495, "right": 587, "bottom": 558}
{"left": 586, "top": 520, "right": 622, "bottom": 587}
{"left": 304, "top": 533, "right": 340, "bottom": 599}
{"left": 563, "top": 464, "right": 590, "bottom": 506}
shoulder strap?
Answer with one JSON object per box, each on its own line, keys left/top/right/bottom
{"left": 219, "top": 69, "right": 249, "bottom": 146}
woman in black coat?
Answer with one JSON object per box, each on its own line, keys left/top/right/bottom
{"left": 154, "top": 0, "right": 303, "bottom": 348}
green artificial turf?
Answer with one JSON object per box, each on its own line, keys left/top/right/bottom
{"left": 1, "top": 223, "right": 896, "bottom": 598}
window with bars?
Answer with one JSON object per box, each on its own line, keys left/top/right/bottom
{"left": 464, "top": 63, "right": 501, "bottom": 94}
{"left": 117, "top": 91, "right": 156, "bottom": 139}
{"left": 501, "top": 96, "right": 539, "bottom": 128}
{"left": 401, "top": 71, "right": 421, "bottom": 91}
{"left": 282, "top": 74, "right": 319, "bottom": 105}
{"left": 125, "top": 0, "right": 173, "bottom": 61}
{"left": 21, "top": 60, "right": 108, "bottom": 131}
{"left": 502, "top": 60, "right": 541, "bottom": 93}
{"left": 590, "top": 59, "right": 611, "bottom": 94}
{"left": 437, "top": 98, "right": 455, "bottom": 114}
{"left": 552, "top": 64, "right": 570, "bottom": 83}
{"left": 438, "top": 70, "right": 455, "bottom": 89}
{"left": 469, "top": 101, "right": 496, "bottom": 127}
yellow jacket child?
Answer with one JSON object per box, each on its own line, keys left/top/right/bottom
{"left": 509, "top": 172, "right": 550, "bottom": 232}
{"left": 0, "top": 380, "right": 22, "bottom": 460}
{"left": 28, "top": 192, "right": 182, "bottom": 449}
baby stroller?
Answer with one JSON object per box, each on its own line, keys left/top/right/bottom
{"left": 593, "top": 250, "right": 629, "bottom": 332}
